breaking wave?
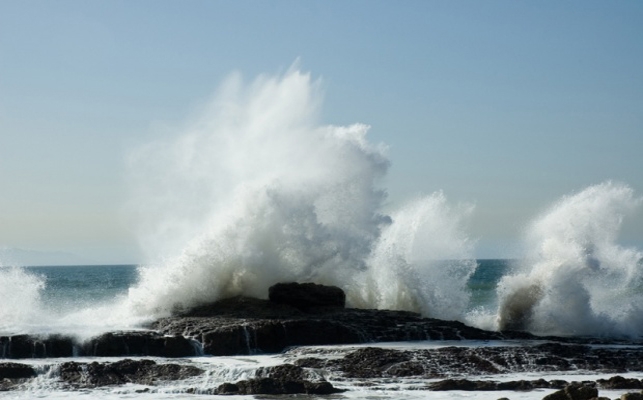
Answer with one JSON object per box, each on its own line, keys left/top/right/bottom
{"left": 123, "top": 66, "right": 477, "bottom": 322}
{"left": 496, "top": 182, "right": 643, "bottom": 337}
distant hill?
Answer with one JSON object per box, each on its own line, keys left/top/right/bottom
{"left": 0, "top": 247, "right": 93, "bottom": 267}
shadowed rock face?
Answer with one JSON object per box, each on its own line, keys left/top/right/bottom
{"left": 542, "top": 383, "right": 598, "bottom": 400}
{"left": 268, "top": 282, "right": 346, "bottom": 310}
{"left": 295, "top": 344, "right": 643, "bottom": 379}
{"left": 0, "top": 332, "right": 199, "bottom": 359}
{"left": 57, "top": 359, "right": 203, "bottom": 388}
{"left": 0, "top": 335, "right": 74, "bottom": 359}
{"left": 0, "top": 362, "right": 37, "bottom": 380}
{"left": 152, "top": 295, "right": 513, "bottom": 356}
{"left": 3, "top": 283, "right": 643, "bottom": 361}
{"left": 2, "top": 294, "right": 512, "bottom": 359}
{"left": 215, "top": 363, "right": 343, "bottom": 395}
{"left": 0, "top": 362, "right": 37, "bottom": 390}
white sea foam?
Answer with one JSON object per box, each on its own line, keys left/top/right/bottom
{"left": 356, "top": 192, "right": 476, "bottom": 320}
{"left": 496, "top": 181, "right": 643, "bottom": 336}
{"left": 123, "top": 66, "right": 477, "bottom": 321}
{"left": 0, "top": 267, "right": 46, "bottom": 334}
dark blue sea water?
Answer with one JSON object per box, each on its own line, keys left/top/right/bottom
{"left": 467, "top": 259, "right": 511, "bottom": 308}
{"left": 25, "top": 264, "right": 139, "bottom": 307}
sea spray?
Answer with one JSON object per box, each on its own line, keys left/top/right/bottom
{"left": 124, "top": 67, "right": 478, "bottom": 320}
{"left": 0, "top": 263, "right": 143, "bottom": 337}
{"left": 0, "top": 267, "right": 45, "bottom": 334}
{"left": 496, "top": 182, "right": 643, "bottom": 336}
{"left": 357, "top": 192, "right": 477, "bottom": 320}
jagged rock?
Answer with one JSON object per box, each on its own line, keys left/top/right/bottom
{"left": 543, "top": 383, "right": 598, "bottom": 400}
{"left": 268, "top": 282, "right": 346, "bottom": 310}
{"left": 598, "top": 376, "right": 643, "bottom": 389}
{"left": 426, "top": 378, "right": 561, "bottom": 391}
{"left": 153, "top": 296, "right": 513, "bottom": 356}
{"left": 256, "top": 364, "right": 308, "bottom": 380}
{"left": 0, "top": 335, "right": 74, "bottom": 358}
{"left": 180, "top": 296, "right": 303, "bottom": 318}
{"left": 58, "top": 359, "right": 203, "bottom": 388}
{"left": 84, "top": 332, "right": 197, "bottom": 358}
{"left": 621, "top": 393, "right": 643, "bottom": 400}
{"left": 428, "top": 379, "right": 496, "bottom": 391}
{"left": 334, "top": 347, "right": 412, "bottom": 378}
{"left": 293, "top": 344, "right": 643, "bottom": 381}
{"left": 215, "top": 377, "right": 338, "bottom": 395}
{"left": 0, "top": 363, "right": 37, "bottom": 379}
{"left": 0, "top": 362, "right": 36, "bottom": 391}
{"left": 215, "top": 363, "right": 342, "bottom": 395}
{"left": 498, "top": 379, "right": 562, "bottom": 391}
{"left": 0, "top": 332, "right": 197, "bottom": 359}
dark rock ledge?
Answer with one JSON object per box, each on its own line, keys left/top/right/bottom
{"left": 0, "top": 332, "right": 199, "bottom": 359}
{"left": 1, "top": 359, "right": 202, "bottom": 391}
{"left": 2, "top": 282, "right": 643, "bottom": 360}
{"left": 295, "top": 345, "right": 643, "bottom": 378}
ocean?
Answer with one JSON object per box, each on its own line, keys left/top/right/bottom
{"left": 20, "top": 260, "right": 505, "bottom": 324}
{"left": 2, "top": 260, "right": 643, "bottom": 399}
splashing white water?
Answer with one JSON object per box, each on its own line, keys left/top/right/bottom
{"left": 355, "top": 192, "right": 477, "bottom": 320}
{"left": 0, "top": 267, "right": 45, "bottom": 334}
{"left": 0, "top": 264, "right": 145, "bottom": 337}
{"left": 496, "top": 182, "right": 643, "bottom": 336}
{"left": 123, "top": 67, "right": 477, "bottom": 321}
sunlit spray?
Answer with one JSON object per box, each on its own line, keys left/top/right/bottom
{"left": 496, "top": 182, "right": 643, "bottom": 336}
{"left": 124, "top": 66, "right": 478, "bottom": 321}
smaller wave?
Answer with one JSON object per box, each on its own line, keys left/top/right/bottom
{"left": 0, "top": 267, "right": 46, "bottom": 334}
{"left": 496, "top": 181, "right": 643, "bottom": 337}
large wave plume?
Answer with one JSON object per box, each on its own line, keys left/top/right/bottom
{"left": 124, "top": 67, "right": 477, "bottom": 321}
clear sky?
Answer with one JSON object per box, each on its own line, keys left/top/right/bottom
{"left": 1, "top": 0, "right": 642, "bottom": 264}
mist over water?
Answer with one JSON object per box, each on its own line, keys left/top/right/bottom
{"left": 497, "top": 182, "right": 643, "bottom": 337}
{"left": 123, "top": 67, "right": 478, "bottom": 321}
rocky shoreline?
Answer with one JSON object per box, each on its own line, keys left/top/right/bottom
{"left": 3, "top": 282, "right": 643, "bottom": 398}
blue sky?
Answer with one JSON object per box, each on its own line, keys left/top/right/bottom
{"left": 1, "top": 1, "right": 642, "bottom": 264}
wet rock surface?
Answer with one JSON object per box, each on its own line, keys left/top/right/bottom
{"left": 214, "top": 363, "right": 343, "bottom": 395}
{"left": 0, "top": 335, "right": 74, "bottom": 359}
{"left": 427, "top": 378, "right": 566, "bottom": 391}
{"left": 0, "top": 362, "right": 37, "bottom": 379}
{"left": 294, "top": 343, "right": 643, "bottom": 378}
{"left": 0, "top": 331, "right": 199, "bottom": 359}
{"left": 152, "top": 294, "right": 514, "bottom": 356}
{"left": 5, "top": 283, "right": 643, "bottom": 397}
{"left": 4, "top": 284, "right": 643, "bottom": 360}
{"left": 57, "top": 359, "right": 203, "bottom": 388}
{"left": 268, "top": 282, "right": 346, "bottom": 310}
{"left": 542, "top": 382, "right": 598, "bottom": 400}
{"left": 598, "top": 376, "right": 643, "bottom": 389}
{"left": 0, "top": 362, "right": 37, "bottom": 391}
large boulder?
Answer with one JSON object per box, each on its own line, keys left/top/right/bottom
{"left": 598, "top": 376, "right": 643, "bottom": 389}
{"left": 268, "top": 282, "right": 345, "bottom": 310}
{"left": 215, "top": 363, "right": 342, "bottom": 395}
{"left": 84, "top": 332, "right": 198, "bottom": 358}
